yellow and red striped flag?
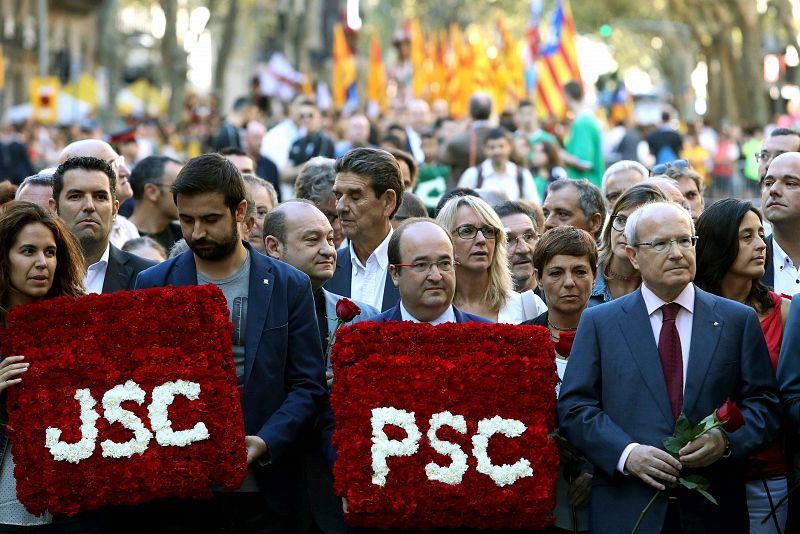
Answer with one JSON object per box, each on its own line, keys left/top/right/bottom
{"left": 332, "top": 23, "right": 357, "bottom": 110}
{"left": 535, "top": 0, "right": 581, "bottom": 119}
{"left": 366, "top": 29, "right": 388, "bottom": 115}
{"left": 409, "top": 18, "right": 427, "bottom": 99}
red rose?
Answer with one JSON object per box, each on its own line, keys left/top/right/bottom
{"left": 554, "top": 331, "right": 576, "bottom": 358}
{"left": 336, "top": 298, "right": 361, "bottom": 323}
{"left": 716, "top": 398, "right": 744, "bottom": 432}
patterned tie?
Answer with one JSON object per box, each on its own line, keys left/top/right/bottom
{"left": 658, "top": 303, "right": 683, "bottom": 420}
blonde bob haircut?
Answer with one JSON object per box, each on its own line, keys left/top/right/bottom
{"left": 435, "top": 194, "right": 512, "bottom": 311}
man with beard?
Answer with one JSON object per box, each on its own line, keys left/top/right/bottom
{"left": 134, "top": 154, "right": 326, "bottom": 532}
{"left": 53, "top": 156, "right": 155, "bottom": 294}
{"left": 494, "top": 201, "right": 547, "bottom": 314}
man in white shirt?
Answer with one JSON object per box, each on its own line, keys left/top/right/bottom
{"left": 558, "top": 201, "right": 780, "bottom": 533}
{"left": 324, "top": 148, "right": 404, "bottom": 311}
{"left": 458, "top": 128, "right": 540, "bottom": 203}
{"left": 761, "top": 152, "right": 800, "bottom": 295}
{"left": 52, "top": 157, "right": 154, "bottom": 294}
{"left": 372, "top": 218, "right": 490, "bottom": 324}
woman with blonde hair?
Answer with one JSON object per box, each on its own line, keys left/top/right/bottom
{"left": 435, "top": 194, "right": 544, "bottom": 322}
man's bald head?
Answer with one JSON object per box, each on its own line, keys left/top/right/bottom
{"left": 647, "top": 177, "right": 690, "bottom": 213}
{"left": 59, "top": 139, "right": 117, "bottom": 164}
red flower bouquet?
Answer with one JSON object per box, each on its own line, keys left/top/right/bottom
{"left": 330, "top": 321, "right": 559, "bottom": 530}
{"left": 2, "top": 285, "right": 247, "bottom": 516}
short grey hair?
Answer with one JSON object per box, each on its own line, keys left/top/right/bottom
{"left": 295, "top": 157, "right": 336, "bottom": 203}
{"left": 601, "top": 160, "right": 648, "bottom": 194}
{"left": 625, "top": 201, "right": 695, "bottom": 245}
{"left": 16, "top": 173, "right": 54, "bottom": 199}
{"left": 547, "top": 179, "right": 606, "bottom": 231}
{"left": 242, "top": 173, "right": 277, "bottom": 208}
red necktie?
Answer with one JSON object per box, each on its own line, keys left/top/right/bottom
{"left": 658, "top": 303, "right": 683, "bottom": 420}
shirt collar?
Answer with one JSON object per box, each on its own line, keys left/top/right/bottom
{"left": 773, "top": 238, "right": 795, "bottom": 269}
{"left": 641, "top": 282, "right": 695, "bottom": 316}
{"left": 480, "top": 159, "right": 514, "bottom": 176}
{"left": 87, "top": 244, "right": 111, "bottom": 272}
{"left": 350, "top": 227, "right": 393, "bottom": 270}
{"left": 399, "top": 301, "right": 456, "bottom": 325}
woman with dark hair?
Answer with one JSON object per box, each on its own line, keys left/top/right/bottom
{"left": 589, "top": 183, "right": 667, "bottom": 306}
{"left": 522, "top": 226, "right": 597, "bottom": 533}
{"left": 0, "top": 201, "right": 85, "bottom": 528}
{"left": 695, "top": 198, "right": 791, "bottom": 534}
{"left": 530, "top": 139, "right": 567, "bottom": 201}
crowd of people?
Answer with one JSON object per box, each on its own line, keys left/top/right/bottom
{"left": 0, "top": 84, "right": 799, "bottom": 534}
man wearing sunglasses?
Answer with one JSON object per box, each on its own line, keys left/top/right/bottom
{"left": 375, "top": 218, "right": 490, "bottom": 324}
{"left": 280, "top": 99, "right": 335, "bottom": 192}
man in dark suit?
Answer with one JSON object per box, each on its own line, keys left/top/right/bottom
{"left": 325, "top": 147, "right": 404, "bottom": 312}
{"left": 373, "top": 218, "right": 490, "bottom": 324}
{"left": 134, "top": 154, "right": 327, "bottom": 532}
{"left": 52, "top": 157, "right": 155, "bottom": 294}
{"left": 777, "top": 293, "right": 800, "bottom": 531}
{"left": 558, "top": 201, "right": 781, "bottom": 533}
{"left": 438, "top": 93, "right": 493, "bottom": 188}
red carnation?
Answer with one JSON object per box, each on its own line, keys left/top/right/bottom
{"left": 554, "top": 331, "right": 576, "bottom": 358}
{"left": 336, "top": 298, "right": 361, "bottom": 323}
{"left": 716, "top": 398, "right": 744, "bottom": 432}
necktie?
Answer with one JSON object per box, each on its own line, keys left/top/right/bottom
{"left": 658, "top": 303, "right": 683, "bottom": 420}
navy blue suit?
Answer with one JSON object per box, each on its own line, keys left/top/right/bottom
{"left": 371, "top": 302, "right": 492, "bottom": 323}
{"left": 135, "top": 242, "right": 327, "bottom": 510}
{"left": 762, "top": 234, "right": 775, "bottom": 289}
{"left": 778, "top": 293, "right": 800, "bottom": 430}
{"left": 324, "top": 244, "right": 399, "bottom": 312}
{"left": 558, "top": 286, "right": 781, "bottom": 533}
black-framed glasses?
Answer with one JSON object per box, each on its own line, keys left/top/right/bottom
{"left": 650, "top": 159, "right": 688, "bottom": 176}
{"left": 632, "top": 235, "right": 698, "bottom": 253}
{"left": 393, "top": 259, "right": 456, "bottom": 273}
{"left": 755, "top": 150, "right": 786, "bottom": 163}
{"left": 454, "top": 224, "right": 498, "bottom": 240}
{"left": 610, "top": 214, "right": 629, "bottom": 232}
{"left": 506, "top": 231, "right": 539, "bottom": 246}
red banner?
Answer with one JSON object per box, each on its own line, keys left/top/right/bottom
{"left": 3, "top": 285, "right": 247, "bottom": 516}
{"left": 331, "top": 321, "right": 558, "bottom": 530}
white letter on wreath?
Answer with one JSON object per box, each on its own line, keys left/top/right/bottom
{"left": 45, "top": 388, "right": 100, "bottom": 463}
{"left": 472, "top": 416, "right": 533, "bottom": 487}
{"left": 370, "top": 407, "right": 421, "bottom": 487}
{"left": 425, "top": 411, "right": 469, "bottom": 485}
{"left": 101, "top": 380, "right": 153, "bottom": 458}
{"left": 148, "top": 380, "right": 210, "bottom": 447}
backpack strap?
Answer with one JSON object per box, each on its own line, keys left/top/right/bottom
{"left": 476, "top": 163, "right": 484, "bottom": 188}
{"left": 516, "top": 166, "right": 524, "bottom": 199}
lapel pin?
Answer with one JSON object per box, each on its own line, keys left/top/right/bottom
{"left": 263, "top": 279, "right": 269, "bottom": 285}
{"left": 713, "top": 321, "right": 719, "bottom": 327}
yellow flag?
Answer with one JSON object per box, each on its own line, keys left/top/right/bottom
{"left": 366, "top": 30, "right": 387, "bottom": 113}
{"left": 332, "top": 23, "right": 357, "bottom": 110}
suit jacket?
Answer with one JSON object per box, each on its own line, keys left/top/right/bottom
{"left": 135, "top": 242, "right": 327, "bottom": 509}
{"left": 762, "top": 234, "right": 775, "bottom": 289}
{"left": 324, "top": 244, "right": 399, "bottom": 312}
{"left": 323, "top": 289, "right": 380, "bottom": 341}
{"left": 102, "top": 245, "right": 156, "bottom": 294}
{"left": 439, "top": 124, "right": 491, "bottom": 189}
{"left": 557, "top": 285, "right": 781, "bottom": 533}
{"left": 371, "top": 302, "right": 493, "bottom": 323}
{"left": 778, "top": 293, "right": 800, "bottom": 430}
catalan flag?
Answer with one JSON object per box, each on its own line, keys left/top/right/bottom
{"left": 534, "top": 0, "right": 581, "bottom": 119}
{"left": 409, "top": 18, "right": 427, "bottom": 99}
{"left": 366, "top": 29, "right": 388, "bottom": 115}
{"left": 332, "top": 23, "right": 357, "bottom": 110}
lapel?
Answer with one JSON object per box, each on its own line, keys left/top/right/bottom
{"left": 453, "top": 306, "right": 467, "bottom": 323}
{"left": 243, "top": 246, "right": 274, "bottom": 384}
{"left": 102, "top": 246, "right": 129, "bottom": 294}
{"left": 762, "top": 234, "right": 775, "bottom": 288}
{"left": 682, "top": 287, "right": 723, "bottom": 417}
{"left": 170, "top": 250, "right": 200, "bottom": 287}
{"left": 381, "top": 271, "right": 400, "bottom": 311}
{"left": 326, "top": 245, "right": 352, "bottom": 297}
{"left": 323, "top": 289, "right": 338, "bottom": 336}
{"left": 619, "top": 289, "right": 675, "bottom": 426}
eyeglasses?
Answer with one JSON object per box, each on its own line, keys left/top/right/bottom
{"left": 611, "top": 214, "right": 628, "bottom": 232}
{"left": 506, "top": 231, "right": 539, "bottom": 246}
{"left": 755, "top": 150, "right": 786, "bottom": 163}
{"left": 454, "top": 224, "right": 498, "bottom": 240}
{"left": 393, "top": 259, "right": 456, "bottom": 273}
{"left": 632, "top": 235, "right": 698, "bottom": 253}
{"left": 107, "top": 155, "right": 126, "bottom": 173}
{"left": 299, "top": 113, "right": 314, "bottom": 119}
{"left": 650, "top": 159, "right": 688, "bottom": 176}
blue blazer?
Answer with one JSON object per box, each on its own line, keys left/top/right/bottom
{"left": 324, "top": 244, "right": 400, "bottom": 312}
{"left": 323, "top": 289, "right": 379, "bottom": 340}
{"left": 371, "top": 302, "right": 493, "bottom": 323}
{"left": 762, "top": 234, "right": 775, "bottom": 289}
{"left": 135, "top": 242, "right": 327, "bottom": 507}
{"left": 778, "top": 293, "right": 800, "bottom": 430}
{"left": 558, "top": 285, "right": 781, "bottom": 533}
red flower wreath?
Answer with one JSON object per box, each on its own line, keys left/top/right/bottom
{"left": 2, "top": 285, "right": 247, "bottom": 516}
{"left": 330, "top": 321, "right": 559, "bottom": 530}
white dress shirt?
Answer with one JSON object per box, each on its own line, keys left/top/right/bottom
{"left": 616, "top": 282, "right": 695, "bottom": 473}
{"left": 350, "top": 228, "right": 393, "bottom": 311}
{"left": 84, "top": 244, "right": 111, "bottom": 295}
{"left": 399, "top": 302, "right": 457, "bottom": 325}
{"left": 457, "top": 160, "right": 540, "bottom": 203}
{"left": 772, "top": 238, "right": 800, "bottom": 296}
